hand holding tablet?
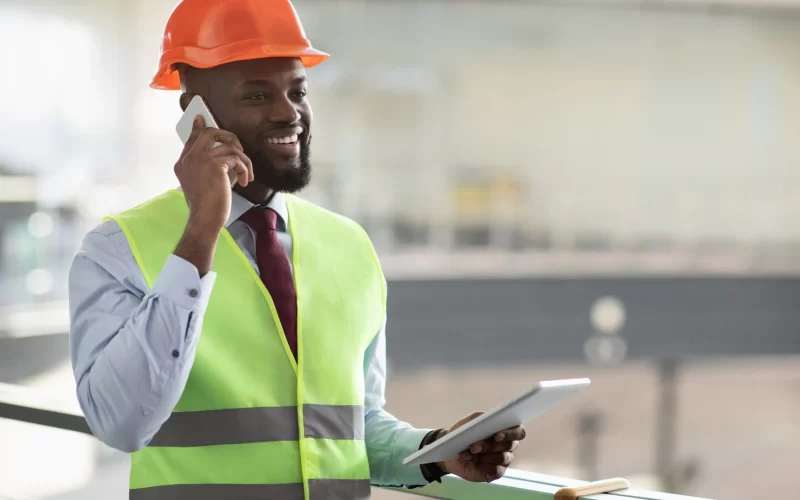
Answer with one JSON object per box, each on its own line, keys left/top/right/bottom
{"left": 404, "top": 378, "right": 591, "bottom": 470}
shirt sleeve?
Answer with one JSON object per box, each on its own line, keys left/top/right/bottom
{"left": 363, "top": 315, "right": 434, "bottom": 487}
{"left": 69, "top": 222, "right": 216, "bottom": 453}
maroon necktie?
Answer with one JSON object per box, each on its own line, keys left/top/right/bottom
{"left": 240, "top": 208, "right": 297, "bottom": 359}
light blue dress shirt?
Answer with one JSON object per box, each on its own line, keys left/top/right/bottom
{"left": 68, "top": 191, "right": 432, "bottom": 487}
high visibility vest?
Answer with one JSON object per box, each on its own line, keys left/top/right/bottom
{"left": 106, "top": 189, "right": 384, "bottom": 500}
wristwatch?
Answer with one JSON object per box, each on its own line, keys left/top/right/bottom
{"left": 419, "top": 429, "right": 447, "bottom": 483}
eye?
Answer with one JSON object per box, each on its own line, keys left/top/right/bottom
{"left": 291, "top": 90, "right": 308, "bottom": 100}
{"left": 246, "top": 93, "right": 267, "bottom": 101}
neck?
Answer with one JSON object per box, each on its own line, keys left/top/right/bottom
{"left": 234, "top": 183, "right": 274, "bottom": 205}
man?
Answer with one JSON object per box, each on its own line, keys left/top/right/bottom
{"left": 68, "top": 1, "right": 525, "bottom": 498}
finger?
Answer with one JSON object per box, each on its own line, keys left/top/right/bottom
{"left": 215, "top": 156, "right": 249, "bottom": 187}
{"left": 211, "top": 146, "right": 253, "bottom": 181}
{"left": 475, "top": 452, "right": 514, "bottom": 467}
{"left": 476, "top": 464, "right": 506, "bottom": 483}
{"left": 483, "top": 440, "right": 519, "bottom": 453}
{"left": 458, "top": 446, "right": 512, "bottom": 462}
{"left": 182, "top": 115, "right": 206, "bottom": 153}
{"left": 191, "top": 126, "right": 224, "bottom": 151}
{"left": 212, "top": 129, "right": 245, "bottom": 152}
{"left": 451, "top": 411, "right": 484, "bottom": 432}
{"left": 209, "top": 144, "right": 247, "bottom": 161}
{"left": 469, "top": 439, "right": 493, "bottom": 454}
{"left": 494, "top": 425, "right": 526, "bottom": 442}
{"left": 460, "top": 437, "right": 501, "bottom": 460}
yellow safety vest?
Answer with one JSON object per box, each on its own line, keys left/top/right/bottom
{"left": 106, "top": 189, "right": 384, "bottom": 500}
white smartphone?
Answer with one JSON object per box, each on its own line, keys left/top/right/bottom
{"left": 176, "top": 94, "right": 220, "bottom": 144}
{"left": 176, "top": 95, "right": 237, "bottom": 186}
{"left": 402, "top": 378, "right": 591, "bottom": 466}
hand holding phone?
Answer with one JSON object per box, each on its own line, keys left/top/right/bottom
{"left": 174, "top": 105, "right": 254, "bottom": 233}
{"left": 176, "top": 95, "right": 244, "bottom": 188}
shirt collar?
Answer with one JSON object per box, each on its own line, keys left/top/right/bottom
{"left": 226, "top": 190, "right": 289, "bottom": 229}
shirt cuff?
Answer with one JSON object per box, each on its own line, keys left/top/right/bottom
{"left": 388, "top": 427, "right": 436, "bottom": 487}
{"left": 151, "top": 254, "right": 216, "bottom": 314}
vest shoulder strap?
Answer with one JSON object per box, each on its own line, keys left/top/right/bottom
{"left": 105, "top": 189, "right": 187, "bottom": 287}
{"left": 286, "top": 194, "right": 387, "bottom": 309}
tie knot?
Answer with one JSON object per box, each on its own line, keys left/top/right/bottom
{"left": 241, "top": 207, "right": 278, "bottom": 233}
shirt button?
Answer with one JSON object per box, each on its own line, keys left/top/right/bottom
{"left": 171, "top": 350, "right": 180, "bottom": 358}
{"left": 188, "top": 288, "right": 199, "bottom": 298}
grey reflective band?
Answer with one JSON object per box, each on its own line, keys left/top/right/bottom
{"left": 309, "top": 478, "right": 371, "bottom": 500}
{"left": 129, "top": 479, "right": 371, "bottom": 500}
{"left": 148, "top": 406, "right": 298, "bottom": 447}
{"left": 148, "top": 404, "right": 364, "bottom": 447}
{"left": 304, "top": 404, "right": 364, "bottom": 440}
{"left": 129, "top": 483, "right": 304, "bottom": 500}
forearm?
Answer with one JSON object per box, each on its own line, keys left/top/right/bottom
{"left": 173, "top": 220, "right": 221, "bottom": 277}
{"left": 76, "top": 301, "right": 197, "bottom": 450}
{"left": 363, "top": 279, "right": 438, "bottom": 486}
{"left": 365, "top": 408, "right": 434, "bottom": 487}
{"left": 71, "top": 246, "right": 215, "bottom": 452}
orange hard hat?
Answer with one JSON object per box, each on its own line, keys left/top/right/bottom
{"left": 150, "top": 0, "right": 329, "bottom": 90}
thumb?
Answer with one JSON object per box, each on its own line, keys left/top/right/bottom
{"left": 449, "top": 411, "right": 484, "bottom": 432}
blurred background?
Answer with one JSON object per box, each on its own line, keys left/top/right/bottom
{"left": 1, "top": 0, "right": 799, "bottom": 499}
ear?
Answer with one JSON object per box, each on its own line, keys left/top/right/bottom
{"left": 179, "top": 93, "right": 196, "bottom": 112}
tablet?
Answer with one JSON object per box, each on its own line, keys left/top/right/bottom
{"left": 402, "top": 378, "right": 591, "bottom": 466}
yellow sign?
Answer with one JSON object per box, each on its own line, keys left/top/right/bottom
{"left": 452, "top": 172, "right": 524, "bottom": 217}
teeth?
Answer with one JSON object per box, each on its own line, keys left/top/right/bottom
{"left": 267, "top": 134, "right": 298, "bottom": 145}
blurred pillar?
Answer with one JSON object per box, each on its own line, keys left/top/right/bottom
{"left": 115, "top": 0, "right": 138, "bottom": 189}
{"left": 577, "top": 410, "right": 602, "bottom": 481}
{"left": 330, "top": 2, "right": 365, "bottom": 223}
{"left": 125, "top": 0, "right": 191, "bottom": 202}
{"left": 655, "top": 359, "right": 679, "bottom": 491}
{"left": 420, "top": 2, "right": 453, "bottom": 252}
{"left": 423, "top": 83, "right": 451, "bottom": 251}
{"left": 333, "top": 92, "right": 364, "bottom": 221}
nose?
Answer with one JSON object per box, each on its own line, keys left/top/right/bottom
{"left": 268, "top": 95, "right": 301, "bottom": 124}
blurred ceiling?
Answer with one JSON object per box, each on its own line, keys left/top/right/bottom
{"left": 522, "top": 0, "right": 800, "bottom": 9}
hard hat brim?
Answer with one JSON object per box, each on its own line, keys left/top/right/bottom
{"left": 150, "top": 42, "right": 330, "bottom": 91}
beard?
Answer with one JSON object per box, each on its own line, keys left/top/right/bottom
{"left": 242, "top": 135, "right": 312, "bottom": 194}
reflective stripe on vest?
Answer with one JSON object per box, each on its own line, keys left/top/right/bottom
{"left": 148, "top": 404, "right": 364, "bottom": 447}
{"left": 109, "top": 190, "right": 384, "bottom": 500}
{"left": 129, "top": 478, "right": 371, "bottom": 500}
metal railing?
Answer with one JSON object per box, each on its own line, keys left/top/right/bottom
{"left": 0, "top": 382, "right": 713, "bottom": 500}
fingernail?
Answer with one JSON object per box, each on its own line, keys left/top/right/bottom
{"left": 495, "top": 433, "right": 505, "bottom": 442}
{"left": 193, "top": 115, "right": 201, "bottom": 125}
{"left": 472, "top": 444, "right": 482, "bottom": 453}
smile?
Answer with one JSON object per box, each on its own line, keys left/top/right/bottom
{"left": 264, "top": 133, "right": 301, "bottom": 157}
{"left": 266, "top": 134, "right": 299, "bottom": 145}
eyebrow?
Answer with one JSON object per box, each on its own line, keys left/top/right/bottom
{"left": 240, "top": 76, "right": 307, "bottom": 88}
